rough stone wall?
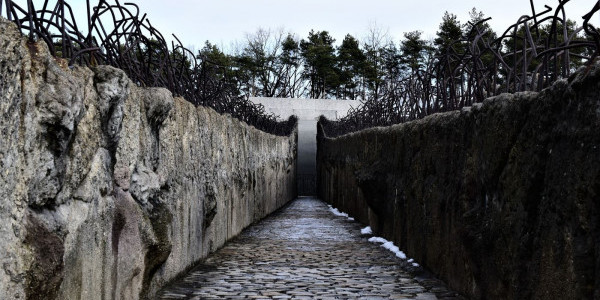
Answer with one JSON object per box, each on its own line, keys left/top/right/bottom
{"left": 317, "top": 62, "right": 600, "bottom": 299}
{"left": 0, "top": 18, "right": 296, "bottom": 300}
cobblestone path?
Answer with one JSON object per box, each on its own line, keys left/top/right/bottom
{"left": 156, "top": 197, "right": 463, "bottom": 300}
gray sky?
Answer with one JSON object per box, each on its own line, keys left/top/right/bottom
{"left": 29, "top": 0, "right": 599, "bottom": 52}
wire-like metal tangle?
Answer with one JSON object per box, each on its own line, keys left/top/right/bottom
{"left": 2, "top": 0, "right": 297, "bottom": 136}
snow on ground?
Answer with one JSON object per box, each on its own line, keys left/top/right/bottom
{"left": 368, "top": 237, "right": 387, "bottom": 244}
{"left": 361, "top": 226, "right": 373, "bottom": 235}
{"left": 368, "top": 237, "right": 407, "bottom": 259}
{"left": 327, "top": 205, "right": 349, "bottom": 218}
{"left": 327, "top": 205, "right": 355, "bottom": 221}
{"left": 327, "top": 205, "right": 421, "bottom": 268}
{"left": 369, "top": 236, "right": 419, "bottom": 265}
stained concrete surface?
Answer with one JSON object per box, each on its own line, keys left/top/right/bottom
{"left": 250, "top": 98, "right": 360, "bottom": 195}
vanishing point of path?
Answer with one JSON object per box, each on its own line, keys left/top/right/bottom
{"left": 156, "top": 197, "right": 463, "bottom": 300}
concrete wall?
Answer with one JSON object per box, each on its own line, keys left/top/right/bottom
{"left": 317, "top": 63, "right": 600, "bottom": 299}
{"left": 251, "top": 97, "right": 359, "bottom": 195}
{"left": 0, "top": 18, "right": 297, "bottom": 300}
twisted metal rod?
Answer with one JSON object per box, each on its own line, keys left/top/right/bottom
{"left": 323, "top": 0, "right": 600, "bottom": 137}
{"left": 2, "top": 0, "right": 296, "bottom": 136}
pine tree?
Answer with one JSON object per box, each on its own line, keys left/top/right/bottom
{"left": 400, "top": 31, "right": 434, "bottom": 116}
{"left": 300, "top": 30, "right": 339, "bottom": 98}
{"left": 279, "top": 34, "right": 305, "bottom": 98}
{"left": 434, "top": 11, "right": 463, "bottom": 55}
{"left": 380, "top": 42, "right": 402, "bottom": 94}
{"left": 400, "top": 31, "right": 428, "bottom": 73}
{"left": 337, "top": 34, "right": 366, "bottom": 100}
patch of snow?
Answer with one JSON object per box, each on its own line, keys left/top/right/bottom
{"left": 368, "top": 236, "right": 407, "bottom": 259}
{"left": 412, "top": 263, "right": 420, "bottom": 267}
{"left": 327, "top": 205, "right": 349, "bottom": 218}
{"left": 347, "top": 217, "right": 355, "bottom": 221}
{"left": 361, "top": 226, "right": 373, "bottom": 235}
{"left": 368, "top": 237, "right": 387, "bottom": 243}
{"left": 407, "top": 258, "right": 414, "bottom": 263}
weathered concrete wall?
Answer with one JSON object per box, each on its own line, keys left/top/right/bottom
{"left": 317, "top": 63, "right": 600, "bottom": 299}
{"left": 251, "top": 97, "right": 360, "bottom": 195}
{"left": 0, "top": 18, "right": 296, "bottom": 300}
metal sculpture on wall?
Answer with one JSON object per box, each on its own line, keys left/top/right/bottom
{"left": 1, "top": 0, "right": 297, "bottom": 136}
{"left": 322, "top": 0, "right": 600, "bottom": 137}
{"left": 3, "top": 0, "right": 597, "bottom": 137}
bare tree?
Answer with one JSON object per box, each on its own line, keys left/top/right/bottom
{"left": 241, "top": 28, "right": 288, "bottom": 97}
{"left": 362, "top": 21, "right": 392, "bottom": 100}
{"left": 279, "top": 33, "right": 308, "bottom": 98}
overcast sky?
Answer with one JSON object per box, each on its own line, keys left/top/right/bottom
{"left": 28, "top": 0, "right": 599, "bottom": 52}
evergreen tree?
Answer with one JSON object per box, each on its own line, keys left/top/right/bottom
{"left": 463, "top": 8, "right": 496, "bottom": 66}
{"left": 400, "top": 31, "right": 429, "bottom": 73}
{"left": 337, "top": 34, "right": 366, "bottom": 100}
{"left": 464, "top": 8, "right": 492, "bottom": 37}
{"left": 462, "top": 8, "right": 498, "bottom": 100}
{"left": 434, "top": 11, "right": 463, "bottom": 55}
{"left": 300, "top": 30, "right": 339, "bottom": 98}
{"left": 400, "top": 31, "right": 434, "bottom": 116}
{"left": 279, "top": 34, "right": 306, "bottom": 98}
{"left": 434, "top": 12, "right": 465, "bottom": 109}
{"left": 380, "top": 42, "right": 402, "bottom": 94}
{"left": 198, "top": 41, "right": 240, "bottom": 92}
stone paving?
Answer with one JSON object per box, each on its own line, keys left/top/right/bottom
{"left": 155, "top": 197, "right": 464, "bottom": 300}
